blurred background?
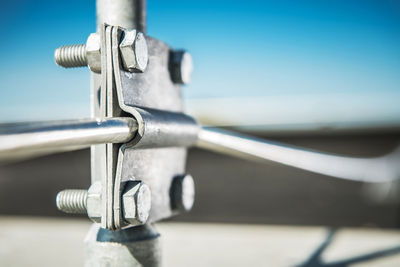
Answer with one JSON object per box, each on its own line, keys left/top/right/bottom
{"left": 1, "top": 0, "right": 400, "bottom": 266}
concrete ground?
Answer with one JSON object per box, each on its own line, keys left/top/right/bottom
{"left": 0, "top": 216, "right": 399, "bottom": 267}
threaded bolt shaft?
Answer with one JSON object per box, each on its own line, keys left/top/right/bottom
{"left": 54, "top": 44, "right": 87, "bottom": 68}
{"left": 56, "top": 189, "right": 88, "bottom": 214}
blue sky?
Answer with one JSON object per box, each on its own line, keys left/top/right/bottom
{"left": 0, "top": 0, "right": 399, "bottom": 123}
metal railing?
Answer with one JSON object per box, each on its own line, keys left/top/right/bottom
{"left": 1, "top": 119, "right": 399, "bottom": 183}
{"left": 0, "top": 118, "right": 137, "bottom": 161}
{"left": 197, "top": 127, "right": 400, "bottom": 183}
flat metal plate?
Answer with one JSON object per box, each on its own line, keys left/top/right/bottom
{"left": 90, "top": 25, "right": 190, "bottom": 229}
{"left": 111, "top": 26, "right": 187, "bottom": 228}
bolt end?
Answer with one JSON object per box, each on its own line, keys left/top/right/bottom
{"left": 56, "top": 189, "right": 88, "bottom": 214}
{"left": 171, "top": 174, "right": 195, "bottom": 212}
{"left": 54, "top": 44, "right": 87, "bottom": 68}
{"left": 169, "top": 50, "right": 193, "bottom": 85}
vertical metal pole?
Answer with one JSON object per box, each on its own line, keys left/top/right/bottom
{"left": 86, "top": 1, "right": 161, "bottom": 266}
{"left": 96, "top": 0, "right": 146, "bottom": 33}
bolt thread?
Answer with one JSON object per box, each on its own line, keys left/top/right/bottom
{"left": 56, "top": 189, "right": 88, "bottom": 214}
{"left": 54, "top": 44, "right": 87, "bottom": 68}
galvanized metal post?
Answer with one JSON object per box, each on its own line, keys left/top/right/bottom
{"left": 86, "top": 1, "right": 161, "bottom": 266}
{"left": 96, "top": 0, "right": 146, "bottom": 33}
{"left": 90, "top": 0, "right": 147, "bottom": 189}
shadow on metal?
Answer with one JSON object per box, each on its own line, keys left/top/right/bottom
{"left": 297, "top": 229, "right": 400, "bottom": 267}
{"left": 85, "top": 223, "right": 161, "bottom": 266}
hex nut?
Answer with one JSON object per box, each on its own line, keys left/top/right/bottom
{"left": 119, "top": 30, "right": 149, "bottom": 73}
{"left": 122, "top": 181, "right": 151, "bottom": 225}
{"left": 86, "top": 33, "right": 101, "bottom": 73}
{"left": 87, "top": 182, "right": 102, "bottom": 223}
{"left": 169, "top": 50, "right": 193, "bottom": 84}
{"left": 171, "top": 174, "right": 195, "bottom": 212}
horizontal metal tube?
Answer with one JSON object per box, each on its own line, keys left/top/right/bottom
{"left": 197, "top": 127, "right": 400, "bottom": 183}
{"left": 129, "top": 107, "right": 200, "bottom": 148}
{"left": 0, "top": 117, "right": 137, "bottom": 162}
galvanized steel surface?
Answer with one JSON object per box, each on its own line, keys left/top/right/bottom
{"left": 109, "top": 25, "right": 198, "bottom": 228}
{"left": 96, "top": 0, "right": 146, "bottom": 33}
{"left": 85, "top": 223, "right": 161, "bottom": 267}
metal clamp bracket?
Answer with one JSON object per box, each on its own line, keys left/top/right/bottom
{"left": 90, "top": 24, "right": 198, "bottom": 230}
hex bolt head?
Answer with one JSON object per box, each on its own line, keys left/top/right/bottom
{"left": 86, "top": 33, "right": 101, "bottom": 73}
{"left": 119, "top": 30, "right": 149, "bottom": 73}
{"left": 171, "top": 174, "right": 195, "bottom": 212}
{"left": 122, "top": 181, "right": 151, "bottom": 226}
{"left": 169, "top": 50, "right": 194, "bottom": 85}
